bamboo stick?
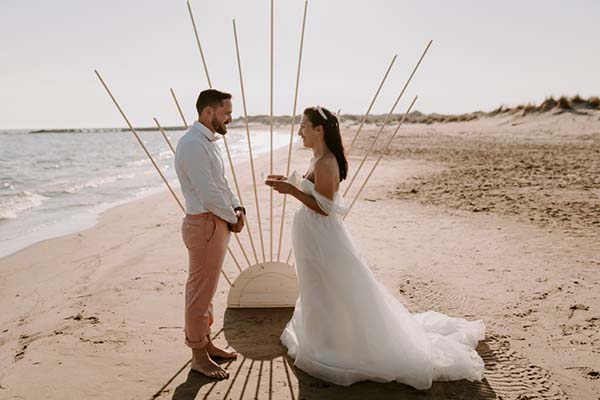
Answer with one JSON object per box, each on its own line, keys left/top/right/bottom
{"left": 170, "top": 88, "right": 188, "bottom": 128}
{"left": 269, "top": 0, "right": 274, "bottom": 262}
{"left": 186, "top": 1, "right": 212, "bottom": 87}
{"left": 221, "top": 138, "right": 256, "bottom": 267}
{"left": 276, "top": 0, "right": 308, "bottom": 262}
{"left": 347, "top": 54, "right": 397, "bottom": 153}
{"left": 223, "top": 251, "right": 236, "bottom": 285}
{"left": 153, "top": 117, "right": 176, "bottom": 154}
{"left": 94, "top": 70, "right": 235, "bottom": 284}
{"left": 233, "top": 19, "right": 267, "bottom": 263}
{"left": 95, "top": 71, "right": 184, "bottom": 213}
{"left": 343, "top": 40, "right": 432, "bottom": 197}
{"left": 228, "top": 247, "right": 243, "bottom": 273}
{"left": 343, "top": 96, "right": 418, "bottom": 219}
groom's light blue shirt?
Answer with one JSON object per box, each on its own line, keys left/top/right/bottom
{"left": 175, "top": 121, "right": 240, "bottom": 224}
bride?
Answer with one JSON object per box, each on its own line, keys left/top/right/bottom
{"left": 265, "top": 106, "right": 485, "bottom": 390}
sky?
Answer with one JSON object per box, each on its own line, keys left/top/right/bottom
{"left": 1, "top": 0, "right": 599, "bottom": 129}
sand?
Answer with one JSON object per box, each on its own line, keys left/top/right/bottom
{"left": 0, "top": 111, "right": 598, "bottom": 399}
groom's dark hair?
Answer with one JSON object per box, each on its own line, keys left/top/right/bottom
{"left": 196, "top": 89, "right": 232, "bottom": 115}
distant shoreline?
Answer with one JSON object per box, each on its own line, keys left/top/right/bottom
{"left": 13, "top": 94, "right": 600, "bottom": 133}
{"left": 24, "top": 121, "right": 283, "bottom": 134}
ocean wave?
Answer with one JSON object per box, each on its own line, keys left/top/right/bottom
{"left": 59, "top": 173, "right": 137, "bottom": 194}
{"left": 0, "top": 191, "right": 49, "bottom": 220}
{"left": 43, "top": 164, "right": 61, "bottom": 170}
{"left": 127, "top": 159, "right": 150, "bottom": 167}
{"left": 1, "top": 181, "right": 15, "bottom": 191}
{"left": 35, "top": 173, "right": 138, "bottom": 197}
{"left": 157, "top": 150, "right": 173, "bottom": 160}
{"left": 127, "top": 152, "right": 172, "bottom": 165}
{"left": 34, "top": 158, "right": 73, "bottom": 170}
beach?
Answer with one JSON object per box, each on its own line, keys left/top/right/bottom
{"left": 1, "top": 111, "right": 599, "bottom": 399}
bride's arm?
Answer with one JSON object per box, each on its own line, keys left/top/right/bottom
{"left": 266, "top": 159, "right": 335, "bottom": 216}
{"left": 288, "top": 186, "right": 328, "bottom": 216}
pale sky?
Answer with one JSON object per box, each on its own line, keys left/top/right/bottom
{"left": 1, "top": 0, "right": 598, "bottom": 129}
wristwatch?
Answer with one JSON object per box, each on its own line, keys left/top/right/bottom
{"left": 234, "top": 206, "right": 246, "bottom": 215}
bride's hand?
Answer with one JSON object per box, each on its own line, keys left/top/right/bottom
{"left": 265, "top": 179, "right": 295, "bottom": 195}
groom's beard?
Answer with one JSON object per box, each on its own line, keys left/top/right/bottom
{"left": 212, "top": 116, "right": 228, "bottom": 135}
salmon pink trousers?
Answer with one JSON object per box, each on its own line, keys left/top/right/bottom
{"left": 181, "top": 212, "right": 230, "bottom": 349}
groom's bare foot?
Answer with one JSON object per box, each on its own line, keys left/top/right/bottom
{"left": 191, "top": 348, "right": 229, "bottom": 379}
{"left": 206, "top": 340, "right": 238, "bottom": 360}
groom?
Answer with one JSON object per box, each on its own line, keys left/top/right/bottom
{"left": 175, "top": 89, "right": 245, "bottom": 379}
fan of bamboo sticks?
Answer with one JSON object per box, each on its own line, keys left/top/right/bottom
{"left": 95, "top": 1, "right": 432, "bottom": 308}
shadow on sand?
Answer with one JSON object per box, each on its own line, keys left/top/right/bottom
{"left": 158, "top": 308, "right": 497, "bottom": 399}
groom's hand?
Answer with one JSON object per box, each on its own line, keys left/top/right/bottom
{"left": 228, "top": 211, "right": 245, "bottom": 233}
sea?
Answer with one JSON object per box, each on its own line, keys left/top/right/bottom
{"left": 0, "top": 126, "right": 293, "bottom": 259}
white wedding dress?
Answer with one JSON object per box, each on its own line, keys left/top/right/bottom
{"left": 280, "top": 177, "right": 485, "bottom": 390}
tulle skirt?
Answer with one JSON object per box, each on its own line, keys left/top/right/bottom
{"left": 280, "top": 206, "right": 485, "bottom": 389}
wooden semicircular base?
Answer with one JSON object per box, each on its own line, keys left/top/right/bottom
{"left": 227, "top": 262, "right": 299, "bottom": 308}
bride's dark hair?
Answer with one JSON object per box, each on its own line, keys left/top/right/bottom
{"left": 303, "top": 106, "right": 348, "bottom": 181}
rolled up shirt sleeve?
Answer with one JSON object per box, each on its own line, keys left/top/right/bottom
{"left": 181, "top": 145, "right": 238, "bottom": 224}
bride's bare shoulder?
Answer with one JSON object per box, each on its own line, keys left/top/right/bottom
{"left": 313, "top": 154, "right": 340, "bottom": 183}
{"left": 314, "top": 154, "right": 337, "bottom": 170}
